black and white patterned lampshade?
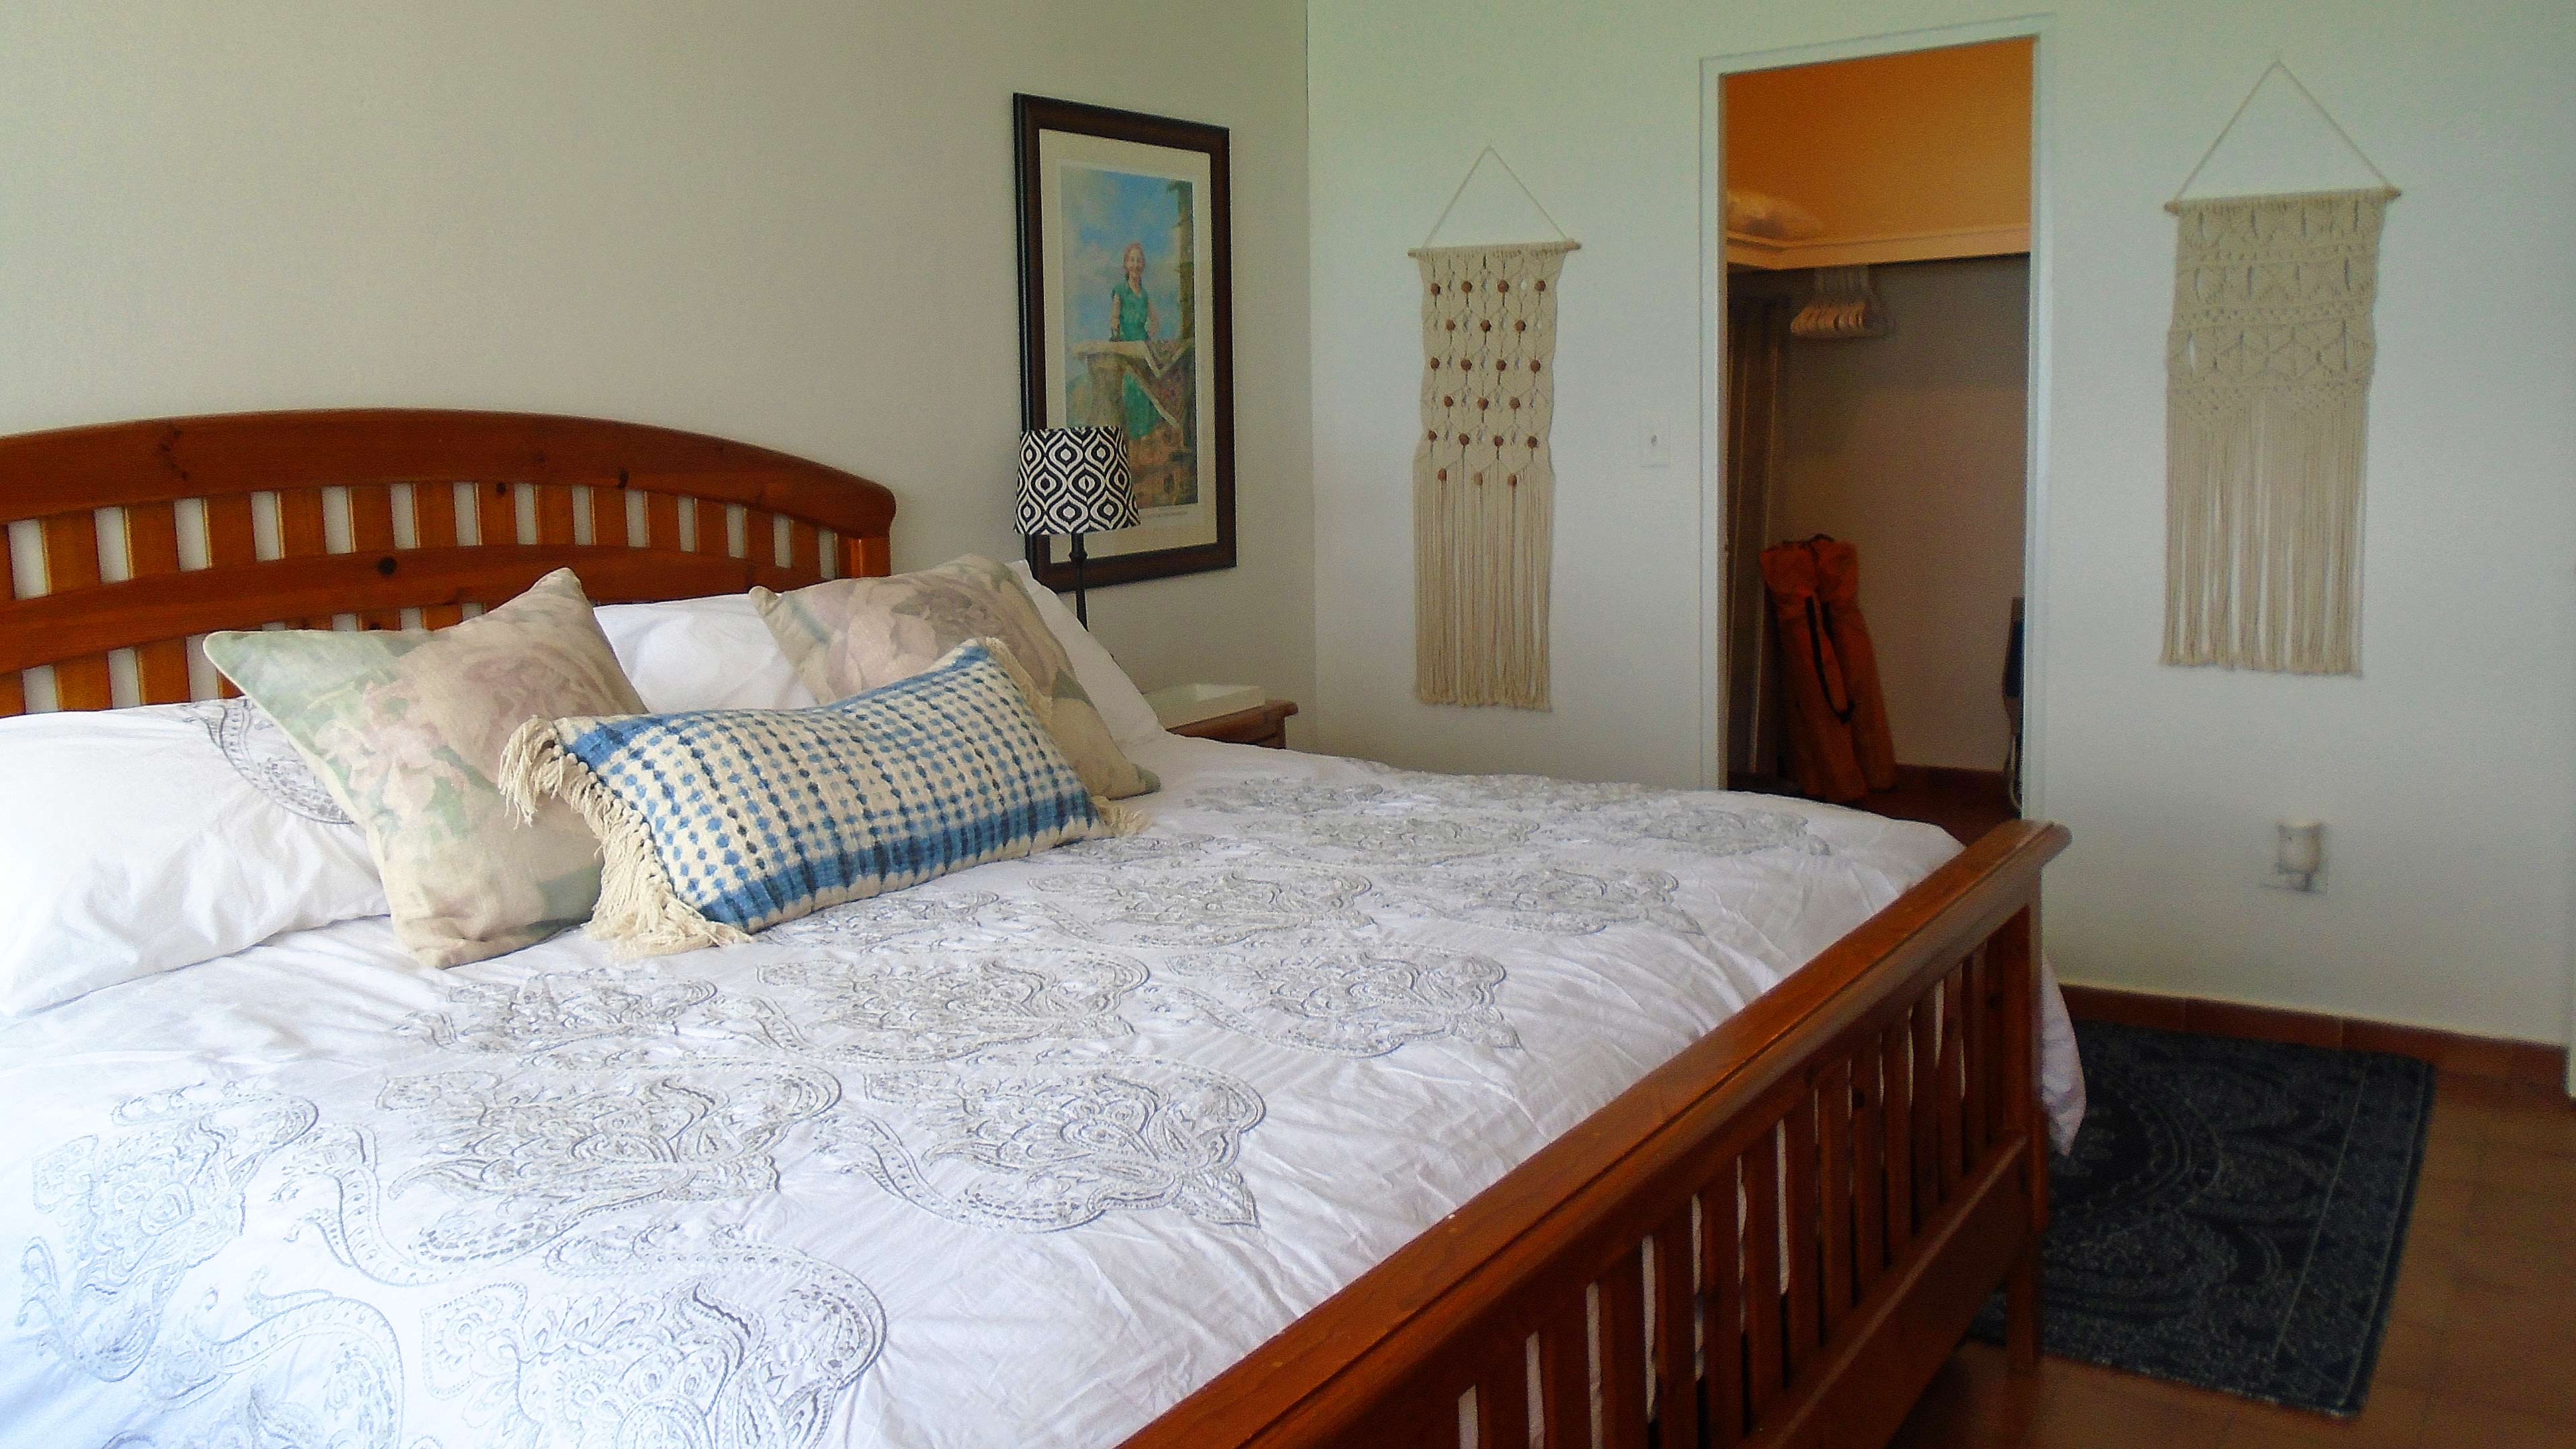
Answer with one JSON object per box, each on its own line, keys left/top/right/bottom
{"left": 1016, "top": 427, "right": 1140, "bottom": 537}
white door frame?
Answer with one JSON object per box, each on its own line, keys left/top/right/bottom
{"left": 1697, "top": 15, "right": 2055, "bottom": 814}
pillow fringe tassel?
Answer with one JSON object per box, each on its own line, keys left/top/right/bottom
{"left": 498, "top": 719, "right": 753, "bottom": 958}
{"left": 1096, "top": 798, "right": 1149, "bottom": 837}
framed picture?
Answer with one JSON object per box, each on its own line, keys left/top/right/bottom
{"left": 1014, "top": 94, "right": 1235, "bottom": 589}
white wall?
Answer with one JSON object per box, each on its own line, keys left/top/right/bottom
{"left": 1770, "top": 256, "right": 2028, "bottom": 773}
{"left": 1311, "top": 2, "right": 2576, "bottom": 1044}
{"left": 0, "top": 0, "right": 1312, "bottom": 723}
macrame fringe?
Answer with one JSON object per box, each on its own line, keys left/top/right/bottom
{"left": 2163, "top": 388, "right": 2367, "bottom": 674}
{"left": 1413, "top": 243, "right": 1566, "bottom": 710}
{"left": 2162, "top": 188, "right": 2385, "bottom": 676}
{"left": 498, "top": 719, "right": 751, "bottom": 959}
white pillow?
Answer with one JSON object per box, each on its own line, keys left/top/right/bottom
{"left": 596, "top": 592, "right": 818, "bottom": 712}
{"left": 0, "top": 700, "right": 386, "bottom": 1016}
{"left": 1007, "top": 559, "right": 1165, "bottom": 746}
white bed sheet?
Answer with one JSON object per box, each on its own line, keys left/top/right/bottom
{"left": 0, "top": 735, "right": 2079, "bottom": 1449}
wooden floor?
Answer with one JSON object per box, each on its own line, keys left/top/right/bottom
{"left": 1888, "top": 1071, "right": 2576, "bottom": 1448}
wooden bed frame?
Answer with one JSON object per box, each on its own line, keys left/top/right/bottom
{"left": 0, "top": 409, "right": 2068, "bottom": 1449}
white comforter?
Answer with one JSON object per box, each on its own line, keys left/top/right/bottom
{"left": 0, "top": 736, "right": 2080, "bottom": 1448}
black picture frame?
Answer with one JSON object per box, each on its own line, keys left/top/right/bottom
{"left": 1012, "top": 93, "right": 1236, "bottom": 590}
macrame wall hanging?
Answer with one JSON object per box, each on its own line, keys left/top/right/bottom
{"left": 2163, "top": 61, "right": 2398, "bottom": 676}
{"left": 1409, "top": 147, "right": 1578, "bottom": 709}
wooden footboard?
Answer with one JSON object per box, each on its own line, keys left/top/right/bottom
{"left": 1124, "top": 819, "right": 2070, "bottom": 1449}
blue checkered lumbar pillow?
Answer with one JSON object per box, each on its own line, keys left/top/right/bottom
{"left": 500, "top": 638, "right": 1130, "bottom": 955}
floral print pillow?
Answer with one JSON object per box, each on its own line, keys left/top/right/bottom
{"left": 751, "top": 555, "right": 1157, "bottom": 800}
{"left": 205, "top": 569, "right": 647, "bottom": 968}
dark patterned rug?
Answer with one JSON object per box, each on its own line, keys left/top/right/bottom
{"left": 1972, "top": 1020, "right": 2434, "bottom": 1415}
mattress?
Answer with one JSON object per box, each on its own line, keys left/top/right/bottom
{"left": 0, "top": 735, "right": 2079, "bottom": 1448}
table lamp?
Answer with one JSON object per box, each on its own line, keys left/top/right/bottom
{"left": 1016, "top": 425, "right": 1140, "bottom": 625}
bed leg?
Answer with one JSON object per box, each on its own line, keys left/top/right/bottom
{"left": 2004, "top": 1241, "right": 2043, "bottom": 1373}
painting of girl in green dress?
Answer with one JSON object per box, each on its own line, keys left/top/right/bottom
{"left": 1062, "top": 164, "right": 1199, "bottom": 511}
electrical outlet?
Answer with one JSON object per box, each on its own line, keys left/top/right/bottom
{"left": 1638, "top": 411, "right": 1673, "bottom": 468}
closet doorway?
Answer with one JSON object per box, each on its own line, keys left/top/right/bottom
{"left": 1718, "top": 35, "right": 2036, "bottom": 839}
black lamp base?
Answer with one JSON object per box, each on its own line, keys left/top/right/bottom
{"left": 1068, "top": 533, "right": 1091, "bottom": 625}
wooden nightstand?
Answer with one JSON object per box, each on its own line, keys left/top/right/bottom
{"left": 1169, "top": 700, "right": 1298, "bottom": 749}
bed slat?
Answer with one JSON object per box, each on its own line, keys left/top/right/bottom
{"left": 604, "top": 484, "right": 640, "bottom": 548}
{"left": 1472, "top": 1354, "right": 1525, "bottom": 1449}
{"left": 0, "top": 539, "right": 21, "bottom": 716}
{"left": 476, "top": 480, "right": 517, "bottom": 552}
{"left": 1938, "top": 975, "right": 1968, "bottom": 1195}
{"left": 207, "top": 495, "right": 258, "bottom": 568}
{"left": 535, "top": 482, "right": 578, "bottom": 546}
{"left": 42, "top": 513, "right": 112, "bottom": 710}
{"left": 415, "top": 480, "right": 459, "bottom": 549}
{"left": 350, "top": 486, "right": 402, "bottom": 630}
{"left": 1881, "top": 1023, "right": 1915, "bottom": 1255}
{"left": 1910, "top": 996, "right": 1942, "bottom": 1225}
{"left": 742, "top": 506, "right": 779, "bottom": 566}
{"left": 123, "top": 502, "right": 191, "bottom": 702}
{"left": 1818, "top": 1056, "right": 1856, "bottom": 1334}
{"left": 1741, "top": 1128, "right": 1784, "bottom": 1419}
{"left": 1650, "top": 1206, "right": 1699, "bottom": 1449}
{"left": 1600, "top": 1246, "right": 1648, "bottom": 1445}
{"left": 1702, "top": 1156, "right": 1746, "bottom": 1447}
{"left": 280, "top": 488, "right": 328, "bottom": 559}
{"left": 415, "top": 484, "right": 466, "bottom": 628}
{"left": 278, "top": 488, "right": 330, "bottom": 630}
{"left": 1852, "top": 1052, "right": 1888, "bottom": 1295}
{"left": 646, "top": 492, "right": 683, "bottom": 553}
{"left": 1964, "top": 951, "right": 1992, "bottom": 1163}
{"left": 1786, "top": 1093, "right": 1823, "bottom": 1377}
{"left": 1536, "top": 1298, "right": 1588, "bottom": 1449}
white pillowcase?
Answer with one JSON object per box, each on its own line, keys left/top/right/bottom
{"left": 0, "top": 700, "right": 385, "bottom": 1016}
{"left": 596, "top": 592, "right": 819, "bottom": 712}
{"left": 1007, "top": 559, "right": 1165, "bottom": 747}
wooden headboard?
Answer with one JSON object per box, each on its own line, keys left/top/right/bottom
{"left": 0, "top": 409, "right": 896, "bottom": 716}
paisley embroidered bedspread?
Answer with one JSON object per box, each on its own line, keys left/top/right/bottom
{"left": 0, "top": 735, "right": 2079, "bottom": 1448}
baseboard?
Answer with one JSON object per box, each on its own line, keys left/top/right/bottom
{"left": 1727, "top": 765, "right": 2008, "bottom": 798}
{"left": 1892, "top": 764, "right": 2008, "bottom": 794}
{"left": 2057, "top": 983, "right": 2567, "bottom": 1089}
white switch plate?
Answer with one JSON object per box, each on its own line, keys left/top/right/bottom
{"left": 1638, "top": 411, "right": 1673, "bottom": 468}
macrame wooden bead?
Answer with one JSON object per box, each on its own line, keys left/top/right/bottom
{"left": 1411, "top": 244, "right": 1568, "bottom": 710}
